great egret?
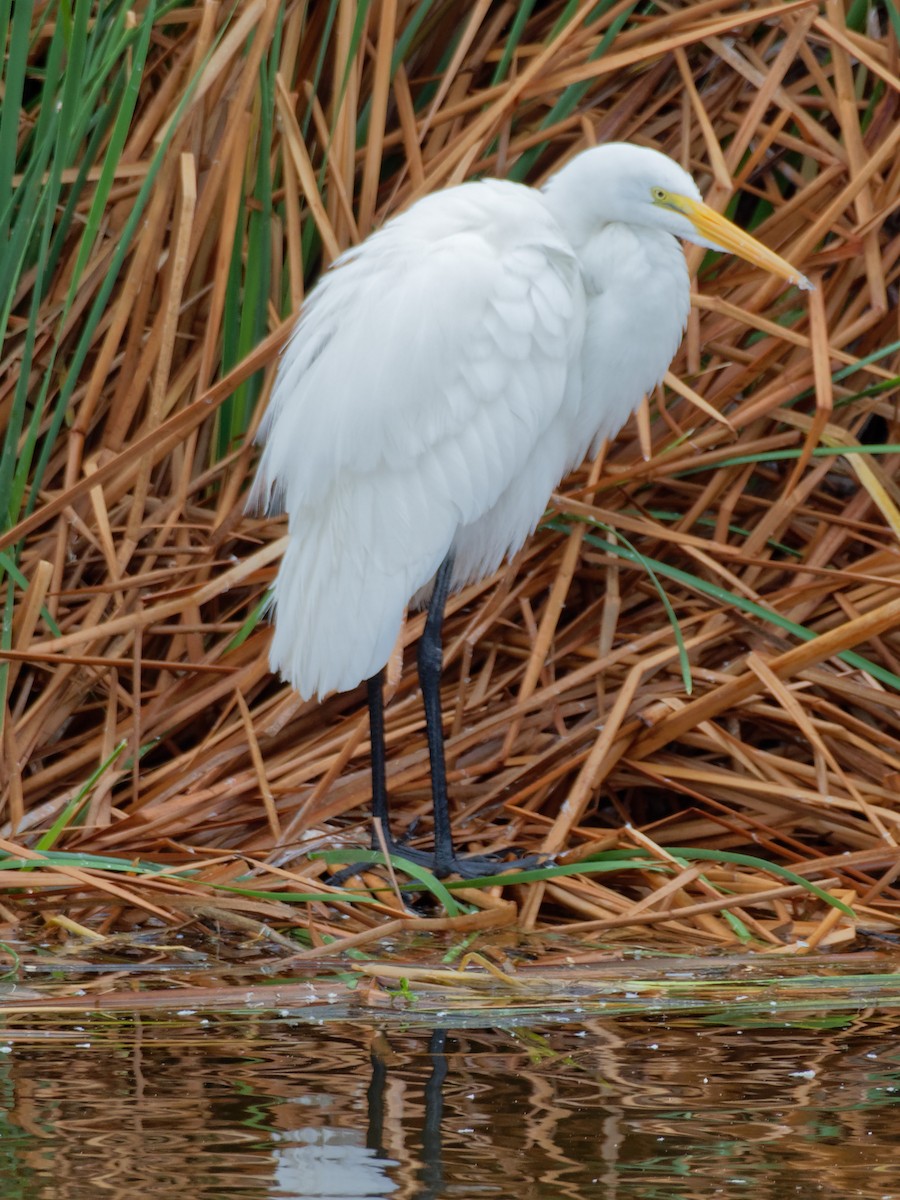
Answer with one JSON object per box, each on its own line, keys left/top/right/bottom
{"left": 250, "top": 142, "right": 810, "bottom": 878}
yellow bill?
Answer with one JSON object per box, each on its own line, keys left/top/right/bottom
{"left": 676, "top": 195, "right": 812, "bottom": 292}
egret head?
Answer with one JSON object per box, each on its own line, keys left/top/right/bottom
{"left": 543, "top": 142, "right": 812, "bottom": 291}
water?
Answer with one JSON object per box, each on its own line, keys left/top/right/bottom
{"left": 1, "top": 1007, "right": 898, "bottom": 1198}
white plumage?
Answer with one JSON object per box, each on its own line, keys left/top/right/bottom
{"left": 251, "top": 143, "right": 809, "bottom": 702}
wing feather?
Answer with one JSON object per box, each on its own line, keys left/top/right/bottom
{"left": 252, "top": 180, "right": 585, "bottom": 697}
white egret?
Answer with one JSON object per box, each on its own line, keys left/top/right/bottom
{"left": 250, "top": 142, "right": 810, "bottom": 878}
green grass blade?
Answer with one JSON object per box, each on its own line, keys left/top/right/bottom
{"left": 61, "top": 5, "right": 153, "bottom": 308}
{"left": 35, "top": 741, "right": 129, "bottom": 852}
{"left": 545, "top": 516, "right": 900, "bottom": 692}
{"left": 0, "top": 550, "right": 62, "bottom": 636}
{"left": 315, "top": 848, "right": 463, "bottom": 915}
{"left": 0, "top": 0, "right": 28, "bottom": 211}
{"left": 675, "top": 444, "right": 900, "bottom": 474}
{"left": 508, "top": 2, "right": 635, "bottom": 182}
{"left": 443, "top": 848, "right": 854, "bottom": 918}
{"left": 591, "top": 846, "right": 857, "bottom": 917}
{"left": 490, "top": 0, "right": 537, "bottom": 85}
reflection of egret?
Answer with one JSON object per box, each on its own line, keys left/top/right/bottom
{"left": 251, "top": 143, "right": 810, "bottom": 877}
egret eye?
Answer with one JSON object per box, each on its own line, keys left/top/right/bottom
{"left": 651, "top": 187, "right": 668, "bottom": 203}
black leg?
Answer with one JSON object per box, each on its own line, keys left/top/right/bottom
{"left": 417, "top": 553, "right": 455, "bottom": 878}
{"left": 418, "top": 1028, "right": 448, "bottom": 1198}
{"left": 367, "top": 669, "right": 388, "bottom": 845}
{"left": 366, "top": 1030, "right": 447, "bottom": 1200}
{"left": 341, "top": 556, "right": 543, "bottom": 884}
{"left": 366, "top": 1040, "right": 387, "bottom": 1155}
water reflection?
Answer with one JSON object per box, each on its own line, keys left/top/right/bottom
{"left": 0, "top": 1011, "right": 897, "bottom": 1198}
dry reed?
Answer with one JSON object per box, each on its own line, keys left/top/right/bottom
{"left": 2, "top": 0, "right": 900, "bottom": 958}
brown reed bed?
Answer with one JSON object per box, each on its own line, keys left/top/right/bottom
{"left": 2, "top": 1, "right": 900, "bottom": 962}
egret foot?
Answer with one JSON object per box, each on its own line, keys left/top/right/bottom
{"left": 328, "top": 841, "right": 544, "bottom": 885}
{"left": 385, "top": 841, "right": 545, "bottom": 880}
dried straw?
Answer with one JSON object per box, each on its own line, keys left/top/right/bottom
{"left": 3, "top": 1, "right": 900, "bottom": 955}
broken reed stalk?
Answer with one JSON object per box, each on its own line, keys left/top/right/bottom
{"left": 2, "top": 1, "right": 900, "bottom": 954}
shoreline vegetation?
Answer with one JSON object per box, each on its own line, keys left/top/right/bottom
{"left": 2, "top": 1, "right": 900, "bottom": 964}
